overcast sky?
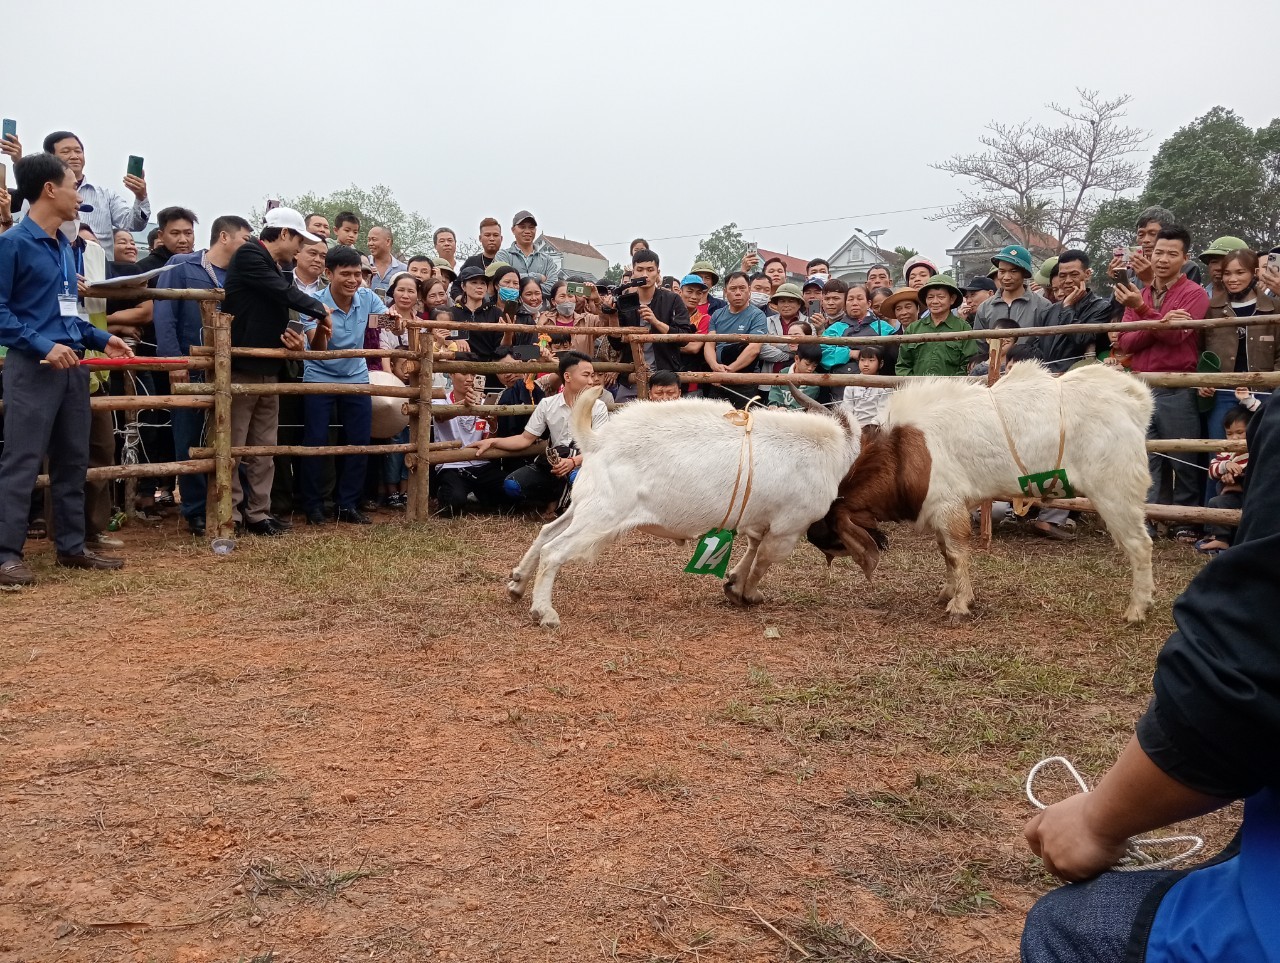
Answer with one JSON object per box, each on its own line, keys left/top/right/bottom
{"left": 8, "top": 0, "right": 1279, "bottom": 273}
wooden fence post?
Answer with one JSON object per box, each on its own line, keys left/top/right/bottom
{"left": 629, "top": 334, "right": 651, "bottom": 399}
{"left": 207, "top": 311, "right": 234, "bottom": 539}
{"left": 406, "top": 333, "right": 434, "bottom": 522}
{"left": 979, "top": 339, "right": 1001, "bottom": 547}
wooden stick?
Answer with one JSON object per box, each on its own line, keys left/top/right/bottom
{"left": 81, "top": 286, "right": 226, "bottom": 301}
{"left": 1042, "top": 497, "right": 1241, "bottom": 526}
{"left": 409, "top": 334, "right": 434, "bottom": 522}
{"left": 428, "top": 442, "right": 546, "bottom": 466}
{"left": 426, "top": 404, "right": 538, "bottom": 417}
{"left": 189, "top": 441, "right": 461, "bottom": 458}
{"left": 632, "top": 312, "right": 1280, "bottom": 347}
{"left": 210, "top": 311, "right": 234, "bottom": 539}
{"left": 34, "top": 459, "right": 214, "bottom": 489}
{"left": 433, "top": 360, "right": 633, "bottom": 374}
{"left": 675, "top": 369, "right": 1280, "bottom": 389}
{"left": 413, "top": 319, "right": 637, "bottom": 338}
{"left": 229, "top": 346, "right": 417, "bottom": 360}
{"left": 0, "top": 395, "right": 213, "bottom": 415}
{"left": 1147, "top": 438, "right": 1246, "bottom": 453}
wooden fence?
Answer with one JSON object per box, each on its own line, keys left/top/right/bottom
{"left": 10, "top": 286, "right": 1271, "bottom": 543}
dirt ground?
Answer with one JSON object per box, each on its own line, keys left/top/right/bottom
{"left": 0, "top": 510, "right": 1237, "bottom": 962}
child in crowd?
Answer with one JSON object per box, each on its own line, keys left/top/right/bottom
{"left": 1198, "top": 399, "right": 1259, "bottom": 554}
{"left": 842, "top": 345, "right": 892, "bottom": 426}
{"left": 768, "top": 343, "right": 823, "bottom": 408}
{"left": 969, "top": 319, "right": 1024, "bottom": 377}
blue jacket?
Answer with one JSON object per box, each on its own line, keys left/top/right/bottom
{"left": 154, "top": 250, "right": 221, "bottom": 357}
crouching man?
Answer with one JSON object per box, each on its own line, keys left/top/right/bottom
{"left": 474, "top": 351, "right": 607, "bottom": 513}
{"left": 431, "top": 354, "right": 508, "bottom": 516}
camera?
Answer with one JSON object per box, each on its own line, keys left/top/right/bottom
{"left": 613, "top": 276, "right": 648, "bottom": 298}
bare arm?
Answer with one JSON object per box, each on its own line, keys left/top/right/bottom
{"left": 1024, "top": 736, "right": 1228, "bottom": 882}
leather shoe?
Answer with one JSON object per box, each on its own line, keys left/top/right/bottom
{"left": 187, "top": 518, "right": 206, "bottom": 537}
{"left": 268, "top": 515, "right": 293, "bottom": 531}
{"left": 56, "top": 550, "right": 124, "bottom": 571}
{"left": 245, "top": 518, "right": 287, "bottom": 537}
{"left": 306, "top": 511, "right": 327, "bottom": 526}
{"left": 335, "top": 507, "right": 372, "bottom": 525}
{"left": 0, "top": 559, "right": 36, "bottom": 588}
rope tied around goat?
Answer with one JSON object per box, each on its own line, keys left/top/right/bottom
{"left": 1026, "top": 756, "right": 1205, "bottom": 872}
{"left": 988, "top": 382, "right": 1072, "bottom": 516}
{"left": 717, "top": 405, "right": 758, "bottom": 533}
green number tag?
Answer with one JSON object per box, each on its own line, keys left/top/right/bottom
{"left": 1018, "top": 469, "right": 1075, "bottom": 500}
{"left": 685, "top": 528, "right": 735, "bottom": 577}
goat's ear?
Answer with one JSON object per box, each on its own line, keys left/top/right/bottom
{"left": 833, "top": 511, "right": 882, "bottom": 581}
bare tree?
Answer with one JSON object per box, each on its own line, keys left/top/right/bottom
{"left": 932, "top": 90, "right": 1147, "bottom": 250}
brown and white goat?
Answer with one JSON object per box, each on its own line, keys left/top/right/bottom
{"left": 802, "top": 361, "right": 1156, "bottom": 623}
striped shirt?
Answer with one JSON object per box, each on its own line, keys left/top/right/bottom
{"left": 75, "top": 177, "right": 151, "bottom": 248}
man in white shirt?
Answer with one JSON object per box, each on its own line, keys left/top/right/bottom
{"left": 475, "top": 351, "right": 608, "bottom": 510}
{"left": 431, "top": 356, "right": 509, "bottom": 515}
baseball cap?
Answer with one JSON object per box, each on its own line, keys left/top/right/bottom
{"left": 512, "top": 210, "right": 537, "bottom": 227}
{"left": 961, "top": 275, "right": 997, "bottom": 293}
{"left": 263, "top": 207, "right": 321, "bottom": 243}
{"left": 457, "top": 265, "right": 487, "bottom": 284}
{"left": 679, "top": 273, "right": 708, "bottom": 288}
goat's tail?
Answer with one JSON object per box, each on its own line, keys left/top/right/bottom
{"left": 571, "top": 385, "right": 606, "bottom": 454}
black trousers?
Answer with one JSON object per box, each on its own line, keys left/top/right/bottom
{"left": 0, "top": 352, "right": 92, "bottom": 561}
{"left": 432, "top": 463, "right": 507, "bottom": 514}
{"left": 705, "top": 344, "right": 756, "bottom": 409}
{"left": 504, "top": 461, "right": 568, "bottom": 506}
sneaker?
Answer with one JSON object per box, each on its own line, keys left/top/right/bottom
{"left": 359, "top": 499, "right": 380, "bottom": 513}
{"left": 87, "top": 532, "right": 125, "bottom": 549}
{"left": 154, "top": 490, "right": 176, "bottom": 508}
{"left": 0, "top": 559, "right": 35, "bottom": 589}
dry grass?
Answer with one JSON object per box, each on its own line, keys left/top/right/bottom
{"left": 0, "top": 512, "right": 1235, "bottom": 962}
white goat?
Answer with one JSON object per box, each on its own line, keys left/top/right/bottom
{"left": 507, "top": 386, "right": 864, "bottom": 629}
{"left": 805, "top": 361, "right": 1155, "bottom": 623}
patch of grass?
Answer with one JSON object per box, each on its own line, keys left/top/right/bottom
{"left": 787, "top": 908, "right": 902, "bottom": 962}
{"left": 241, "top": 858, "right": 379, "bottom": 909}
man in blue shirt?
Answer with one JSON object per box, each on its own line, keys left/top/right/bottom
{"left": 154, "top": 215, "right": 253, "bottom": 536}
{"left": 297, "top": 245, "right": 381, "bottom": 526}
{"left": 0, "top": 153, "right": 134, "bottom": 587}
{"left": 703, "top": 271, "right": 768, "bottom": 408}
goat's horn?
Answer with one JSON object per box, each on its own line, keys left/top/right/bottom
{"left": 787, "top": 382, "right": 828, "bottom": 414}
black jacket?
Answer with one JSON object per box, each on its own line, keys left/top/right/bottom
{"left": 456, "top": 301, "right": 535, "bottom": 362}
{"left": 611, "top": 286, "right": 694, "bottom": 378}
{"left": 1136, "top": 397, "right": 1280, "bottom": 798}
{"left": 224, "top": 239, "right": 328, "bottom": 375}
{"left": 1035, "top": 291, "right": 1112, "bottom": 373}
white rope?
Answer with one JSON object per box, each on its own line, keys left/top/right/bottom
{"left": 1026, "top": 756, "right": 1205, "bottom": 872}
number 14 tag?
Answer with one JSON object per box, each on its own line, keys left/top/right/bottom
{"left": 684, "top": 528, "right": 735, "bottom": 577}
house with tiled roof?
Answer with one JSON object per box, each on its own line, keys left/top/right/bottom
{"left": 827, "top": 233, "right": 904, "bottom": 284}
{"left": 945, "top": 215, "right": 1063, "bottom": 282}
{"left": 756, "top": 248, "right": 811, "bottom": 284}
{"left": 538, "top": 234, "right": 609, "bottom": 282}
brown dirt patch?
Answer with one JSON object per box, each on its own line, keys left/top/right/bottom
{"left": 0, "top": 511, "right": 1236, "bottom": 962}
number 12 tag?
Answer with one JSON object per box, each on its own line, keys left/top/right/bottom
{"left": 684, "top": 528, "right": 735, "bottom": 577}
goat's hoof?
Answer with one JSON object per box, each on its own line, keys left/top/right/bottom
{"left": 506, "top": 577, "right": 526, "bottom": 601}
{"left": 741, "top": 589, "right": 764, "bottom": 606}
{"left": 723, "top": 581, "right": 744, "bottom": 605}
{"left": 1123, "top": 605, "right": 1148, "bottom": 624}
{"left": 531, "top": 607, "right": 560, "bottom": 630}
{"left": 937, "top": 585, "right": 956, "bottom": 604}
{"left": 945, "top": 606, "right": 972, "bottom": 625}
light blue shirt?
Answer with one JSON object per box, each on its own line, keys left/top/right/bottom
{"left": 303, "top": 287, "right": 386, "bottom": 384}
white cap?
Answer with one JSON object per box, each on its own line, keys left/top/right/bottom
{"left": 263, "top": 206, "right": 321, "bottom": 243}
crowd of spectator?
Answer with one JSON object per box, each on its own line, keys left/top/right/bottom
{"left": 1, "top": 126, "right": 1275, "bottom": 587}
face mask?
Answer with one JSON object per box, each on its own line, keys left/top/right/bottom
{"left": 555, "top": 301, "right": 575, "bottom": 318}
{"left": 498, "top": 287, "right": 520, "bottom": 303}
{"left": 749, "top": 292, "right": 770, "bottom": 308}
{"left": 811, "top": 273, "right": 829, "bottom": 285}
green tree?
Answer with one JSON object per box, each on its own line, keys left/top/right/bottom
{"left": 1143, "top": 107, "right": 1280, "bottom": 248}
{"left": 602, "top": 262, "right": 626, "bottom": 283}
{"left": 695, "top": 222, "right": 746, "bottom": 284}
{"left": 932, "top": 90, "right": 1147, "bottom": 249}
{"left": 893, "top": 245, "right": 920, "bottom": 264}
{"left": 1083, "top": 196, "right": 1142, "bottom": 288}
{"left": 259, "top": 184, "right": 434, "bottom": 256}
